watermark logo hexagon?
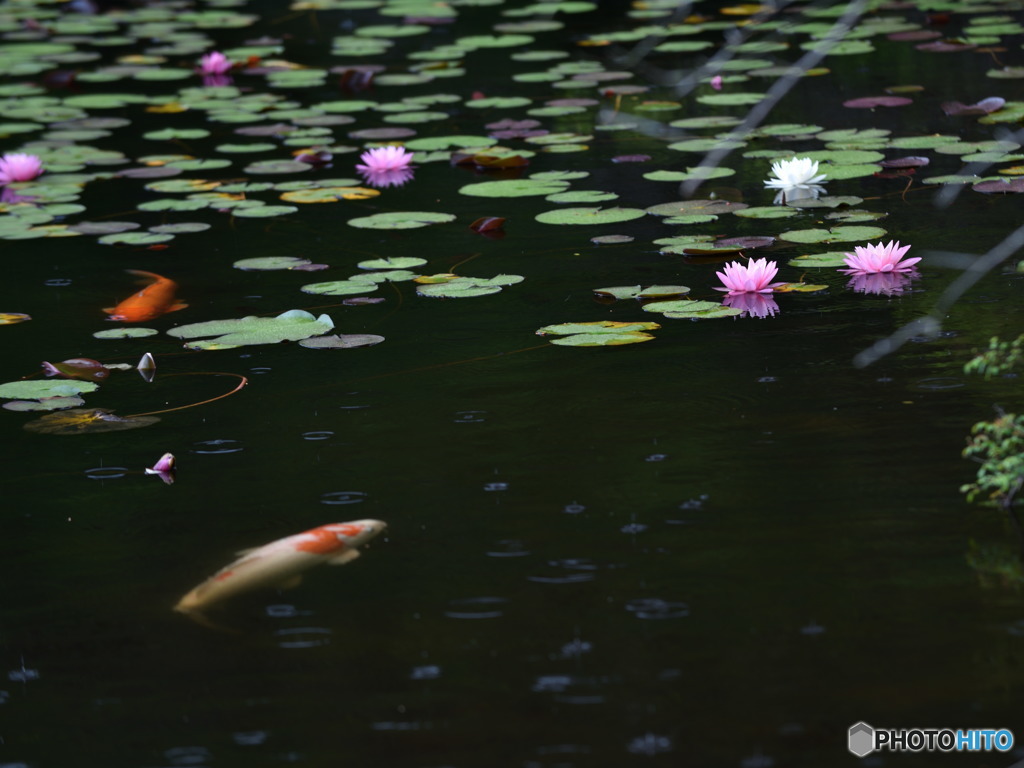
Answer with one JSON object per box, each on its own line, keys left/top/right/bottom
{"left": 849, "top": 722, "right": 875, "bottom": 757}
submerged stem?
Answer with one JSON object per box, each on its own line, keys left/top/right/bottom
{"left": 127, "top": 372, "right": 249, "bottom": 417}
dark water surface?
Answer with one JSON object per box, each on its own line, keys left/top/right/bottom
{"left": 3, "top": 0, "right": 1024, "bottom": 766}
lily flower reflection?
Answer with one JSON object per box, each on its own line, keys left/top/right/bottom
{"left": 845, "top": 271, "right": 918, "bottom": 296}
{"left": 201, "top": 73, "right": 233, "bottom": 88}
{"left": 723, "top": 291, "right": 780, "bottom": 318}
{"left": 764, "top": 156, "right": 826, "bottom": 205}
{"left": 359, "top": 166, "right": 415, "bottom": 188}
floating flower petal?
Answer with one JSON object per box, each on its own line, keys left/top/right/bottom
{"left": 841, "top": 240, "right": 920, "bottom": 274}
{"left": 714, "top": 258, "right": 784, "bottom": 295}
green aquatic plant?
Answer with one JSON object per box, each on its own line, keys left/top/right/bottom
{"left": 963, "top": 334, "right": 1024, "bottom": 379}
{"left": 961, "top": 410, "right": 1024, "bottom": 511}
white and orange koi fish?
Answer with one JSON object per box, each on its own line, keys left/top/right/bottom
{"left": 175, "top": 520, "right": 386, "bottom": 614}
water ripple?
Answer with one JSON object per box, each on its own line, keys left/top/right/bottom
{"left": 914, "top": 377, "right": 964, "bottom": 391}
{"left": 301, "top": 430, "right": 334, "bottom": 441}
{"left": 191, "top": 438, "right": 243, "bottom": 455}
{"left": 627, "top": 733, "right": 673, "bottom": 756}
{"left": 163, "top": 746, "right": 211, "bottom": 765}
{"left": 624, "top": 598, "right": 690, "bottom": 619}
{"left": 83, "top": 467, "right": 128, "bottom": 480}
{"left": 410, "top": 665, "right": 441, "bottom": 680}
{"left": 454, "top": 410, "right": 486, "bottom": 423}
{"left": 445, "top": 596, "right": 506, "bottom": 619}
{"left": 273, "top": 627, "right": 332, "bottom": 649}
{"left": 320, "top": 490, "right": 366, "bottom": 505}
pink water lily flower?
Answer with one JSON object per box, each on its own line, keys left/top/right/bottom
{"left": 0, "top": 153, "right": 43, "bottom": 184}
{"left": 356, "top": 145, "right": 414, "bottom": 174}
{"left": 715, "top": 257, "right": 784, "bottom": 295}
{"left": 146, "top": 452, "right": 176, "bottom": 484}
{"left": 841, "top": 240, "right": 919, "bottom": 274}
{"left": 198, "top": 51, "right": 232, "bottom": 75}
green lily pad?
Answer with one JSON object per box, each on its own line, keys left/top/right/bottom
{"left": 93, "top": 327, "right": 159, "bottom": 339}
{"left": 300, "top": 280, "right": 379, "bottom": 296}
{"left": 167, "top": 309, "right": 335, "bottom": 350}
{"left": 788, "top": 252, "right": 850, "bottom": 268}
{"left": 242, "top": 160, "right": 311, "bottom": 175}
{"left": 536, "top": 320, "right": 660, "bottom": 346}
{"left": 535, "top": 207, "right": 646, "bottom": 225}
{"left": 233, "top": 256, "right": 315, "bottom": 271}
{"left": 593, "top": 285, "right": 690, "bottom": 299}
{"left": 778, "top": 225, "right": 887, "bottom": 244}
{"left": 733, "top": 206, "right": 798, "bottom": 219}
{"left": 231, "top": 205, "right": 299, "bottom": 218}
{"left": 358, "top": 256, "right": 428, "bottom": 269}
{"left": 647, "top": 300, "right": 744, "bottom": 319}
{"left": 0, "top": 379, "right": 99, "bottom": 400}
{"left": 416, "top": 274, "right": 524, "bottom": 298}
{"left": 348, "top": 211, "right": 456, "bottom": 229}
{"left": 298, "top": 334, "right": 385, "bottom": 349}
{"left": 696, "top": 92, "right": 765, "bottom": 106}
{"left": 545, "top": 190, "right": 619, "bottom": 203}
{"left": 3, "top": 395, "right": 85, "bottom": 412}
{"left": 459, "top": 178, "right": 570, "bottom": 197}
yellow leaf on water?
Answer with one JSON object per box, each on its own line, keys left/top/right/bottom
{"left": 147, "top": 102, "right": 188, "bottom": 114}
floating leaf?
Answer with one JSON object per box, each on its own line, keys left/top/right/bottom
{"left": 232, "top": 205, "right": 299, "bottom": 218}
{"left": 0, "top": 312, "right": 31, "bottom": 325}
{"left": 23, "top": 408, "right": 159, "bottom": 435}
{"left": 788, "top": 252, "right": 850, "bottom": 268}
{"left": 773, "top": 282, "right": 828, "bottom": 293}
{"left": 778, "top": 225, "right": 887, "bottom": 244}
{"left": 233, "top": 256, "right": 315, "bottom": 270}
{"left": 348, "top": 211, "right": 456, "bottom": 229}
{"left": 300, "top": 280, "right": 379, "bottom": 296}
{"left": 279, "top": 186, "right": 379, "bottom": 203}
{"left": 94, "top": 327, "right": 159, "bottom": 339}
{"left": 416, "top": 274, "right": 524, "bottom": 298}
{"left": 298, "top": 334, "right": 385, "bottom": 349}
{"left": 593, "top": 285, "right": 690, "bottom": 300}
{"left": 644, "top": 300, "right": 744, "bottom": 319}
{"left": 459, "top": 178, "right": 569, "bottom": 197}
{"left": 535, "top": 207, "right": 645, "bottom": 225}
{"left": 358, "top": 257, "right": 428, "bottom": 269}
{"left": 4, "top": 396, "right": 85, "bottom": 413}
{"left": 536, "top": 320, "right": 660, "bottom": 346}
{"left": 167, "top": 309, "right": 335, "bottom": 350}
{"left": 0, "top": 379, "right": 99, "bottom": 400}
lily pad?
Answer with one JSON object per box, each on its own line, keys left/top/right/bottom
{"left": 348, "top": 211, "right": 456, "bottom": 229}
{"left": 0, "top": 379, "right": 99, "bottom": 400}
{"left": 416, "top": 275, "right": 524, "bottom": 298}
{"left": 0, "top": 312, "right": 31, "bottom": 325}
{"left": 778, "top": 226, "right": 887, "bottom": 244}
{"left": 167, "top": 309, "right": 335, "bottom": 350}
{"left": 300, "top": 280, "right": 379, "bottom": 296}
{"left": 298, "top": 334, "right": 386, "bottom": 349}
{"left": 644, "top": 300, "right": 744, "bottom": 319}
{"left": 23, "top": 408, "right": 160, "bottom": 435}
{"left": 536, "top": 320, "right": 660, "bottom": 346}
{"left": 233, "top": 256, "right": 316, "bottom": 271}
{"left": 788, "top": 252, "right": 850, "bottom": 268}
{"left": 535, "top": 207, "right": 645, "bottom": 225}
{"left": 358, "top": 256, "right": 428, "bottom": 269}
{"left": 3, "top": 395, "right": 85, "bottom": 412}
{"left": 593, "top": 285, "right": 690, "bottom": 299}
{"left": 459, "top": 178, "right": 570, "bottom": 197}
{"left": 93, "top": 327, "right": 159, "bottom": 339}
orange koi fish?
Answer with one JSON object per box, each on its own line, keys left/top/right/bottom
{"left": 104, "top": 270, "right": 187, "bottom": 322}
{"left": 174, "top": 520, "right": 386, "bottom": 614}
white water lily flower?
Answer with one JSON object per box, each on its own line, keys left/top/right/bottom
{"left": 764, "top": 156, "right": 827, "bottom": 204}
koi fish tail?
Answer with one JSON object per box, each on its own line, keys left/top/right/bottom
{"left": 125, "top": 269, "right": 164, "bottom": 283}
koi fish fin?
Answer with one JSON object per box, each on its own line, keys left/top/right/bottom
{"left": 327, "top": 549, "right": 361, "bottom": 566}
{"left": 167, "top": 302, "right": 189, "bottom": 313}
{"left": 274, "top": 574, "right": 304, "bottom": 589}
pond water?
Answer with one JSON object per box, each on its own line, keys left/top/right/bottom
{"left": 3, "top": 0, "right": 1024, "bottom": 766}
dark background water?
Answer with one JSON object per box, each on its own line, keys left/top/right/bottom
{"left": 2, "top": 0, "right": 1024, "bottom": 766}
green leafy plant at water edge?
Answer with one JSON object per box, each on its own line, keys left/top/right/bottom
{"left": 961, "top": 336, "right": 1024, "bottom": 511}
{"left": 961, "top": 411, "right": 1024, "bottom": 510}
{"left": 963, "top": 334, "right": 1024, "bottom": 379}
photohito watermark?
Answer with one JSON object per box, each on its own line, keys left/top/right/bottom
{"left": 848, "top": 722, "right": 1015, "bottom": 757}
